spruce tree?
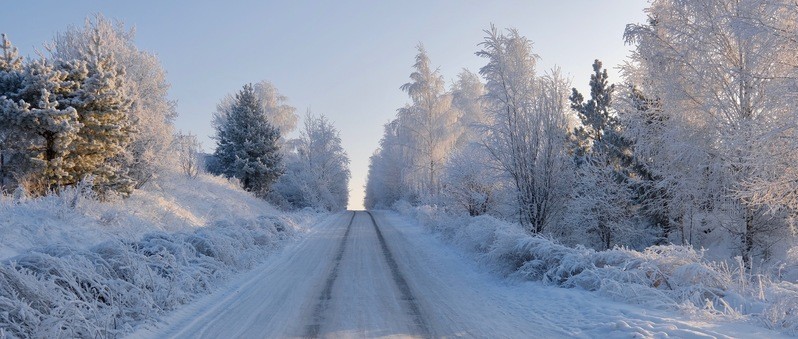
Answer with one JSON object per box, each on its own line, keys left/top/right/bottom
{"left": 15, "top": 60, "right": 82, "bottom": 192}
{"left": 0, "top": 37, "right": 82, "bottom": 194}
{"left": 0, "top": 33, "right": 24, "bottom": 189}
{"left": 214, "top": 84, "right": 284, "bottom": 197}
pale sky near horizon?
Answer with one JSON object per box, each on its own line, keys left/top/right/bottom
{"left": 2, "top": 1, "right": 647, "bottom": 210}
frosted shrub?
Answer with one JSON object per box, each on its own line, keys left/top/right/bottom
{"left": 403, "top": 205, "right": 798, "bottom": 335}
{"left": 0, "top": 211, "right": 307, "bottom": 338}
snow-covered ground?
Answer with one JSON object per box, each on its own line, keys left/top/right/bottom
{"left": 0, "top": 172, "right": 325, "bottom": 338}
{"left": 398, "top": 204, "right": 798, "bottom": 337}
{"left": 130, "top": 210, "right": 783, "bottom": 338}
{"left": 0, "top": 172, "right": 288, "bottom": 260}
{"left": 1, "top": 170, "right": 793, "bottom": 338}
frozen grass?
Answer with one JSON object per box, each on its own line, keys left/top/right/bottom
{"left": 398, "top": 203, "right": 798, "bottom": 336}
{"left": 0, "top": 171, "right": 323, "bottom": 338}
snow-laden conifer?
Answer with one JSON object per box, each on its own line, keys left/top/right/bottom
{"left": 213, "top": 84, "right": 284, "bottom": 197}
{"left": 50, "top": 14, "right": 177, "bottom": 187}
{"left": 68, "top": 33, "right": 135, "bottom": 196}
{"left": 215, "top": 80, "right": 298, "bottom": 153}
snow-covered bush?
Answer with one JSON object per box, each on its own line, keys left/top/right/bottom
{"left": 440, "top": 144, "right": 503, "bottom": 217}
{"left": 398, "top": 205, "right": 798, "bottom": 335}
{"left": 0, "top": 216, "right": 299, "bottom": 338}
{"left": 0, "top": 170, "right": 323, "bottom": 338}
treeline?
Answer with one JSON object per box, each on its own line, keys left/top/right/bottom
{"left": 366, "top": 0, "right": 798, "bottom": 267}
{"left": 0, "top": 15, "right": 350, "bottom": 211}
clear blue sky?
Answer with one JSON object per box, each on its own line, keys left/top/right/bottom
{"left": 2, "top": 1, "right": 647, "bottom": 210}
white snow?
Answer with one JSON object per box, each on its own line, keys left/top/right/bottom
{"left": 398, "top": 204, "right": 798, "bottom": 336}
{"left": 0, "top": 171, "right": 325, "bottom": 338}
{"left": 129, "top": 210, "right": 784, "bottom": 338}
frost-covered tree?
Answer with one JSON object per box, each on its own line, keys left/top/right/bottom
{"left": 0, "top": 58, "right": 83, "bottom": 194}
{"left": 273, "top": 112, "right": 350, "bottom": 211}
{"left": 61, "top": 32, "right": 136, "bottom": 196}
{"left": 0, "top": 34, "right": 23, "bottom": 94}
{"left": 441, "top": 143, "right": 502, "bottom": 216}
{"left": 564, "top": 153, "right": 651, "bottom": 249}
{"left": 213, "top": 84, "right": 284, "bottom": 197}
{"left": 366, "top": 46, "right": 464, "bottom": 207}
{"left": 624, "top": 0, "right": 798, "bottom": 266}
{"left": 174, "top": 132, "right": 201, "bottom": 178}
{"left": 564, "top": 60, "right": 651, "bottom": 249}
{"left": 569, "top": 60, "right": 627, "bottom": 160}
{"left": 1, "top": 29, "right": 136, "bottom": 197}
{"left": 0, "top": 33, "right": 25, "bottom": 189}
{"left": 438, "top": 70, "right": 500, "bottom": 215}
{"left": 49, "top": 14, "right": 176, "bottom": 187}
{"left": 397, "top": 45, "right": 461, "bottom": 199}
{"left": 365, "top": 120, "right": 412, "bottom": 208}
{"left": 477, "top": 26, "right": 572, "bottom": 233}
{"left": 451, "top": 69, "right": 486, "bottom": 145}
{"left": 215, "top": 80, "right": 298, "bottom": 151}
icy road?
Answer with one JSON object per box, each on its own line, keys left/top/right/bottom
{"left": 131, "top": 211, "right": 783, "bottom": 338}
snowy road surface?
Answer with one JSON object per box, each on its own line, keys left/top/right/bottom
{"left": 131, "top": 211, "right": 783, "bottom": 338}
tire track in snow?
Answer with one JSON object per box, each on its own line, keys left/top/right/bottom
{"left": 366, "top": 211, "right": 431, "bottom": 338}
{"left": 304, "top": 211, "right": 356, "bottom": 338}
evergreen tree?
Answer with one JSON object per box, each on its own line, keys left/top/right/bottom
{"left": 569, "top": 59, "right": 632, "bottom": 168}
{"left": 50, "top": 15, "right": 177, "bottom": 187}
{"left": 214, "top": 84, "right": 284, "bottom": 197}
{"left": 0, "top": 33, "right": 24, "bottom": 189}
{"left": 0, "top": 36, "right": 83, "bottom": 194}
{"left": 566, "top": 60, "right": 648, "bottom": 249}
{"left": 61, "top": 30, "right": 136, "bottom": 196}
{"left": 215, "top": 80, "right": 298, "bottom": 154}
{"left": 0, "top": 34, "right": 24, "bottom": 94}
{"left": 16, "top": 60, "right": 82, "bottom": 192}
{"left": 571, "top": 60, "right": 611, "bottom": 155}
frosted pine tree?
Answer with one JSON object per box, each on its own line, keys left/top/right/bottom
{"left": 50, "top": 15, "right": 177, "bottom": 187}
{"left": 1, "top": 36, "right": 83, "bottom": 194}
{"left": 16, "top": 60, "right": 82, "bottom": 193}
{"left": 569, "top": 60, "right": 626, "bottom": 160}
{"left": 0, "top": 33, "right": 24, "bottom": 188}
{"left": 564, "top": 60, "right": 648, "bottom": 249}
{"left": 62, "top": 31, "right": 135, "bottom": 196}
{"left": 0, "top": 34, "right": 23, "bottom": 94}
{"left": 214, "top": 84, "right": 284, "bottom": 197}
{"left": 215, "top": 80, "right": 298, "bottom": 153}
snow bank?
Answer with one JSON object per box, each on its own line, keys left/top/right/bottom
{"left": 398, "top": 203, "right": 798, "bottom": 336}
{"left": 0, "top": 172, "right": 324, "bottom": 338}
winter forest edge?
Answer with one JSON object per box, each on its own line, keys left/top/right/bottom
{"left": 2, "top": 0, "right": 798, "bottom": 337}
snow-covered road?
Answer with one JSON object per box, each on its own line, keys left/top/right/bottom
{"left": 130, "top": 211, "right": 784, "bottom": 338}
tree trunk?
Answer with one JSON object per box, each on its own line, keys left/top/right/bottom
{"left": 743, "top": 207, "right": 755, "bottom": 270}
